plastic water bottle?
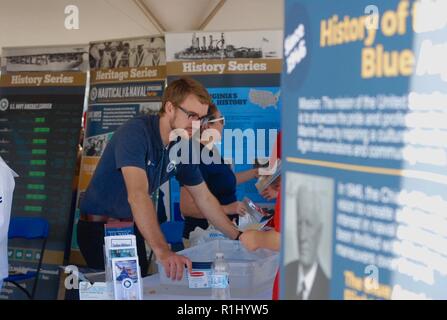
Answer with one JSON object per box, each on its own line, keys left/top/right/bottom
{"left": 211, "top": 252, "right": 231, "bottom": 299}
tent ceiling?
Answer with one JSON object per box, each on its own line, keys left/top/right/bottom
{"left": 0, "top": 0, "right": 283, "bottom": 53}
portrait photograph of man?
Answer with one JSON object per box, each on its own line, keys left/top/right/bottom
{"left": 282, "top": 172, "right": 334, "bottom": 300}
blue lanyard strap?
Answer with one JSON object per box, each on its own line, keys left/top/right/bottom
{"left": 150, "top": 147, "right": 166, "bottom": 209}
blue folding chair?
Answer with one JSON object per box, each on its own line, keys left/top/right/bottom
{"left": 4, "top": 217, "right": 49, "bottom": 299}
{"left": 160, "top": 221, "right": 185, "bottom": 252}
{"left": 147, "top": 221, "right": 185, "bottom": 274}
{"left": 161, "top": 201, "right": 185, "bottom": 252}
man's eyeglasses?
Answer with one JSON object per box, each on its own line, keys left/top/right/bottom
{"left": 176, "top": 104, "right": 208, "bottom": 124}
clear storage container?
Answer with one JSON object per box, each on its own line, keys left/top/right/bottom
{"left": 156, "top": 240, "right": 279, "bottom": 297}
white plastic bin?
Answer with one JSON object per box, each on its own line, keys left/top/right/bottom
{"left": 156, "top": 240, "right": 279, "bottom": 297}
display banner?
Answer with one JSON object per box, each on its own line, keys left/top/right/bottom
{"left": 165, "top": 30, "right": 283, "bottom": 219}
{"left": 0, "top": 71, "right": 86, "bottom": 299}
{"left": 281, "top": 0, "right": 447, "bottom": 300}
{"left": 70, "top": 36, "right": 166, "bottom": 262}
{"left": 1, "top": 45, "right": 89, "bottom": 73}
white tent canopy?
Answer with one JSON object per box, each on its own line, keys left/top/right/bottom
{"left": 0, "top": 0, "right": 284, "bottom": 53}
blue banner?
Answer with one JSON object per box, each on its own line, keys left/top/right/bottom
{"left": 281, "top": 0, "right": 447, "bottom": 300}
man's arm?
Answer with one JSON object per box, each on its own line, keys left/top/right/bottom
{"left": 184, "top": 182, "right": 240, "bottom": 240}
{"left": 180, "top": 186, "right": 246, "bottom": 218}
{"left": 240, "top": 229, "right": 280, "bottom": 251}
{"left": 180, "top": 186, "right": 204, "bottom": 218}
{"left": 235, "top": 168, "right": 258, "bottom": 185}
{"left": 121, "top": 166, "right": 192, "bottom": 280}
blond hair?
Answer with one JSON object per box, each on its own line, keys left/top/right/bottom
{"left": 159, "top": 77, "right": 211, "bottom": 114}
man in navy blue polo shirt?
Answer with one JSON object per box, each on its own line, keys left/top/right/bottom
{"left": 77, "top": 77, "right": 241, "bottom": 280}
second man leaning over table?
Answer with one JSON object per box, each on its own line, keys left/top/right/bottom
{"left": 180, "top": 103, "right": 259, "bottom": 244}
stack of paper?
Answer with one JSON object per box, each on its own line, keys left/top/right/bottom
{"left": 104, "top": 235, "right": 142, "bottom": 300}
{"left": 255, "top": 160, "right": 281, "bottom": 192}
{"left": 238, "top": 197, "right": 274, "bottom": 231}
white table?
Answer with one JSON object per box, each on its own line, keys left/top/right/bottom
{"left": 142, "top": 273, "right": 273, "bottom": 300}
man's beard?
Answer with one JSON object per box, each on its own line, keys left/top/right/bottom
{"left": 169, "top": 111, "right": 193, "bottom": 139}
{"left": 169, "top": 112, "right": 177, "bottom": 131}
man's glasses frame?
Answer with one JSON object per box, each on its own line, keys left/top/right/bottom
{"left": 176, "top": 104, "right": 208, "bottom": 124}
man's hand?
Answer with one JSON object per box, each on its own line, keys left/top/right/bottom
{"left": 252, "top": 168, "right": 260, "bottom": 179}
{"left": 240, "top": 230, "right": 261, "bottom": 251}
{"left": 261, "top": 185, "right": 279, "bottom": 201}
{"left": 186, "top": 182, "right": 240, "bottom": 240}
{"left": 225, "top": 201, "right": 247, "bottom": 216}
{"left": 157, "top": 249, "right": 192, "bottom": 281}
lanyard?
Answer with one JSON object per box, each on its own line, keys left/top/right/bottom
{"left": 150, "top": 147, "right": 166, "bottom": 211}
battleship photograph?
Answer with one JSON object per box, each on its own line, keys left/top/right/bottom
{"left": 166, "top": 30, "right": 283, "bottom": 61}
{"left": 1, "top": 46, "right": 89, "bottom": 72}
{"left": 4, "top": 52, "right": 86, "bottom": 72}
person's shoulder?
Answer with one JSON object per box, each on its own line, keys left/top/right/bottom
{"left": 306, "top": 263, "right": 330, "bottom": 300}
{"left": 316, "top": 263, "right": 330, "bottom": 284}
{"left": 285, "top": 260, "right": 299, "bottom": 272}
{"left": 284, "top": 260, "right": 300, "bottom": 282}
{"left": 111, "top": 116, "right": 155, "bottom": 150}
{"left": 119, "top": 114, "right": 152, "bottom": 132}
{"left": 131, "top": 113, "right": 154, "bottom": 124}
{"left": 283, "top": 260, "right": 300, "bottom": 299}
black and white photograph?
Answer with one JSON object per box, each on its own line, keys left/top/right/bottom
{"left": 1, "top": 45, "right": 89, "bottom": 72}
{"left": 89, "top": 36, "right": 166, "bottom": 70}
{"left": 83, "top": 133, "right": 110, "bottom": 157}
{"left": 282, "top": 172, "right": 334, "bottom": 300}
{"left": 165, "top": 30, "right": 283, "bottom": 61}
{"left": 139, "top": 102, "right": 162, "bottom": 115}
